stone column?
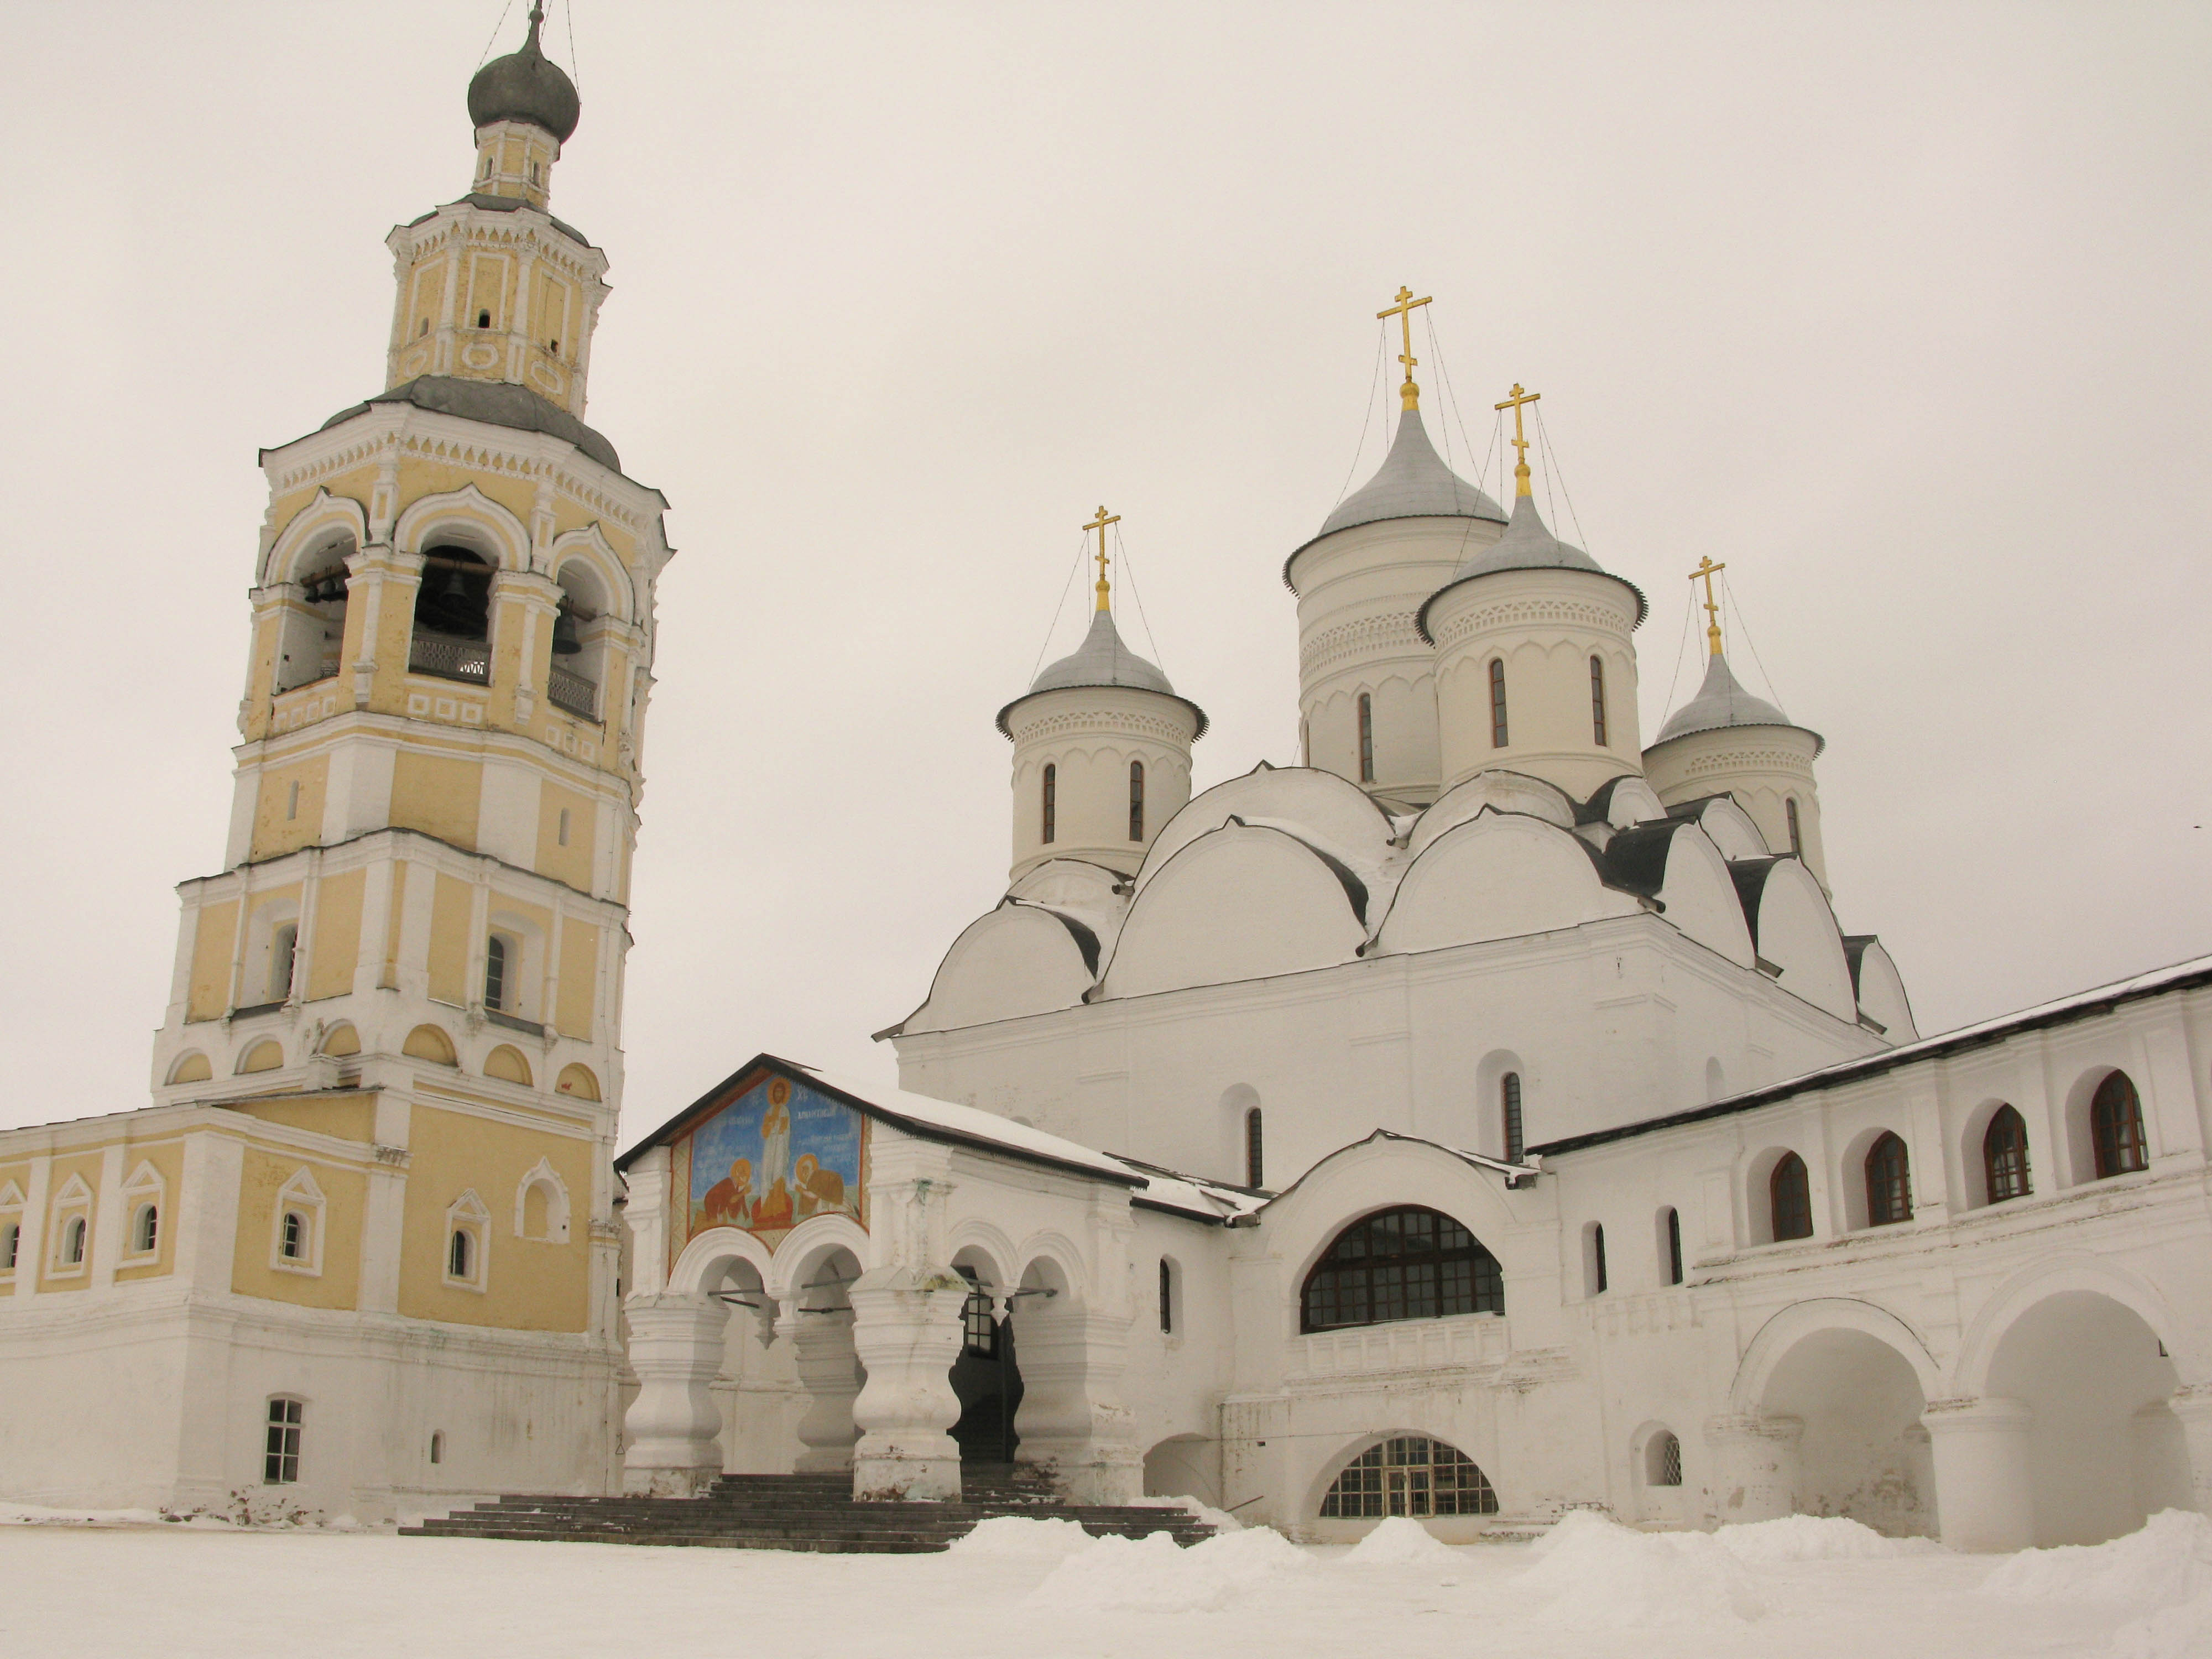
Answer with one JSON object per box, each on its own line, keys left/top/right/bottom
{"left": 1922, "top": 1396, "right": 2035, "bottom": 1551}
{"left": 2168, "top": 1384, "right": 2212, "bottom": 1519}
{"left": 848, "top": 1265, "right": 967, "bottom": 1501}
{"left": 790, "top": 1307, "right": 863, "bottom": 1473}
{"left": 1704, "top": 1413, "right": 1802, "bottom": 1524}
{"left": 1013, "top": 1300, "right": 1141, "bottom": 1504}
{"left": 620, "top": 1293, "right": 728, "bottom": 1496}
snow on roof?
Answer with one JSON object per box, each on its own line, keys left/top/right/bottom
{"left": 1533, "top": 950, "right": 2212, "bottom": 1157}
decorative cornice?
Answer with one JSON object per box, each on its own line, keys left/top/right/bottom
{"left": 1298, "top": 612, "right": 1431, "bottom": 680}
{"left": 1008, "top": 705, "right": 1198, "bottom": 749}
{"left": 1431, "top": 591, "right": 1637, "bottom": 652}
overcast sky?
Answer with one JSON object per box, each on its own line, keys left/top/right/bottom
{"left": 2, "top": 2, "right": 2205, "bottom": 1146}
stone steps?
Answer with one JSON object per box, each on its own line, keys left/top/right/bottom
{"left": 402, "top": 1465, "right": 1214, "bottom": 1554}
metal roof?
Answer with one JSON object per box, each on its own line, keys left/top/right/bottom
{"left": 1651, "top": 649, "right": 1823, "bottom": 753}
{"left": 316, "top": 376, "right": 624, "bottom": 475}
{"left": 995, "top": 606, "right": 1209, "bottom": 738}
{"left": 1284, "top": 409, "right": 1505, "bottom": 590}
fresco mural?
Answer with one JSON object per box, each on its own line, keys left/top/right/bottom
{"left": 671, "top": 1073, "right": 866, "bottom": 1258}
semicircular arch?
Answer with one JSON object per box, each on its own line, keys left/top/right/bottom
{"left": 1730, "top": 1297, "right": 1940, "bottom": 1415}
{"left": 393, "top": 484, "right": 531, "bottom": 570}
{"left": 768, "top": 1213, "right": 871, "bottom": 1303}
{"left": 264, "top": 489, "right": 369, "bottom": 586}
{"left": 1949, "top": 1252, "right": 2196, "bottom": 1395}
{"left": 669, "top": 1225, "right": 778, "bottom": 1296}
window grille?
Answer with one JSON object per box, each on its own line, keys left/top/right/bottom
{"left": 1769, "top": 1152, "right": 1813, "bottom": 1241}
{"left": 1244, "top": 1108, "right": 1264, "bottom": 1188}
{"left": 1041, "top": 764, "right": 1056, "bottom": 844}
{"left": 484, "top": 936, "right": 507, "bottom": 1013}
{"left": 1865, "top": 1132, "right": 1912, "bottom": 1225}
{"left": 1301, "top": 1206, "right": 1504, "bottom": 1333}
{"left": 1651, "top": 1431, "right": 1683, "bottom": 1487}
{"left": 956, "top": 1266, "right": 997, "bottom": 1358}
{"left": 1320, "top": 1436, "right": 1498, "bottom": 1518}
{"left": 1590, "top": 656, "right": 1608, "bottom": 746}
{"left": 2091, "top": 1072, "right": 2148, "bottom": 1178}
{"left": 1501, "top": 1073, "right": 1524, "bottom": 1163}
{"left": 1129, "top": 761, "right": 1145, "bottom": 842}
{"left": 1489, "top": 659, "right": 1509, "bottom": 748}
{"left": 1357, "top": 694, "right": 1374, "bottom": 783}
{"left": 1983, "top": 1105, "right": 2032, "bottom": 1202}
{"left": 264, "top": 1398, "right": 302, "bottom": 1485}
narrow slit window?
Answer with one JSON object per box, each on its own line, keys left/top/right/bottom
{"left": 61, "top": 1216, "right": 86, "bottom": 1265}
{"left": 1501, "top": 1073, "right": 1524, "bottom": 1164}
{"left": 1129, "top": 760, "right": 1145, "bottom": 842}
{"left": 1357, "top": 693, "right": 1375, "bottom": 783}
{"left": 1588, "top": 1223, "right": 1608, "bottom": 1295}
{"left": 1245, "top": 1108, "right": 1264, "bottom": 1188}
{"left": 271, "top": 924, "right": 298, "bottom": 1001}
{"left": 1786, "top": 797, "right": 1803, "bottom": 855}
{"left": 1590, "top": 655, "right": 1609, "bottom": 746}
{"left": 1, "top": 1222, "right": 17, "bottom": 1272}
{"left": 1665, "top": 1207, "right": 1684, "bottom": 1285}
{"left": 1041, "top": 764, "right": 1056, "bottom": 844}
{"left": 557, "top": 807, "right": 570, "bottom": 847}
{"left": 429, "top": 1431, "right": 444, "bottom": 1465}
{"left": 1489, "top": 659, "right": 1509, "bottom": 748}
{"left": 483, "top": 936, "right": 507, "bottom": 1013}
{"left": 1158, "top": 1259, "right": 1173, "bottom": 1334}
{"left": 448, "top": 1228, "right": 474, "bottom": 1281}
{"left": 286, "top": 780, "right": 300, "bottom": 821}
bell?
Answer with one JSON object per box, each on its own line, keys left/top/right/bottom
{"left": 551, "top": 603, "right": 582, "bottom": 656}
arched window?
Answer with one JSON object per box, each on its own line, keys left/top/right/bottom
{"left": 1129, "top": 760, "right": 1145, "bottom": 842}
{"left": 1589, "top": 655, "right": 1609, "bottom": 746}
{"left": 476, "top": 309, "right": 492, "bottom": 328}
{"left": 2091, "top": 1071, "right": 2148, "bottom": 1177}
{"left": 1500, "top": 1072, "right": 1524, "bottom": 1163}
{"left": 270, "top": 923, "right": 298, "bottom": 1002}
{"left": 60, "top": 1215, "right": 87, "bottom": 1266}
{"left": 483, "top": 935, "right": 508, "bottom": 1013}
{"left": 1585, "top": 1222, "right": 1608, "bottom": 1295}
{"left": 1, "top": 1222, "right": 18, "bottom": 1273}
{"left": 264, "top": 1397, "right": 303, "bottom": 1485}
{"left": 1489, "top": 658, "right": 1509, "bottom": 747}
{"left": 1768, "top": 1152, "right": 1813, "bottom": 1241}
{"left": 1661, "top": 1206, "right": 1683, "bottom": 1285}
{"left": 1865, "top": 1132, "right": 1912, "bottom": 1226}
{"left": 429, "top": 1431, "right": 445, "bottom": 1465}
{"left": 1646, "top": 1430, "right": 1683, "bottom": 1488}
{"left": 1300, "top": 1206, "right": 1504, "bottom": 1332}
{"left": 956, "top": 1264, "right": 997, "bottom": 1358}
{"left": 1786, "top": 797, "right": 1803, "bottom": 855}
{"left": 1041, "top": 763, "right": 1056, "bottom": 844}
{"left": 1357, "top": 693, "right": 1375, "bottom": 783}
{"left": 410, "top": 545, "right": 493, "bottom": 682}
{"left": 1244, "top": 1107, "right": 1264, "bottom": 1188}
{"left": 280, "top": 1209, "right": 308, "bottom": 1261}
{"left": 1983, "top": 1105, "right": 2032, "bottom": 1202}
{"left": 1158, "top": 1258, "right": 1175, "bottom": 1334}
{"left": 130, "top": 1203, "right": 159, "bottom": 1256}
{"left": 448, "top": 1227, "right": 474, "bottom": 1281}
{"left": 1320, "top": 1436, "right": 1498, "bottom": 1517}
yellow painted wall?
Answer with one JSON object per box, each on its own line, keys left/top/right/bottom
{"left": 114, "top": 1139, "right": 186, "bottom": 1284}
{"left": 187, "top": 900, "right": 239, "bottom": 1022}
{"left": 0, "top": 1158, "right": 30, "bottom": 1277}
{"left": 251, "top": 757, "right": 329, "bottom": 859}
{"left": 36, "top": 1152, "right": 105, "bottom": 1293}
{"left": 229, "top": 1092, "right": 377, "bottom": 1145}
{"left": 397, "top": 1104, "right": 590, "bottom": 1332}
{"left": 231, "top": 1145, "right": 366, "bottom": 1311}
{"left": 427, "top": 873, "right": 474, "bottom": 1005}
{"left": 556, "top": 920, "right": 598, "bottom": 1041}
{"left": 243, "top": 885, "right": 305, "bottom": 1006}
{"left": 383, "top": 863, "right": 409, "bottom": 989}
{"left": 305, "top": 868, "right": 367, "bottom": 1001}
{"left": 390, "top": 751, "right": 482, "bottom": 852}
{"left": 535, "top": 783, "right": 595, "bottom": 891}
{"left": 396, "top": 461, "right": 536, "bottom": 530}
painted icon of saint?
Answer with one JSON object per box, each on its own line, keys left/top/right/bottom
{"left": 700, "top": 1157, "right": 754, "bottom": 1228}
{"left": 794, "top": 1152, "right": 846, "bottom": 1219}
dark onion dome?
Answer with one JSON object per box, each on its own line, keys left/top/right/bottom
{"left": 995, "top": 607, "right": 1209, "bottom": 738}
{"left": 1283, "top": 409, "right": 1506, "bottom": 591}
{"left": 467, "top": 6, "right": 580, "bottom": 143}
{"left": 312, "top": 376, "right": 623, "bottom": 475}
{"left": 1415, "top": 491, "right": 1649, "bottom": 641}
{"left": 1651, "top": 649, "right": 1825, "bottom": 754}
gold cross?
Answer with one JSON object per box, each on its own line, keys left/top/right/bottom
{"left": 1084, "top": 505, "right": 1121, "bottom": 613}
{"left": 1690, "top": 556, "right": 1728, "bottom": 656}
{"left": 1494, "top": 383, "right": 1541, "bottom": 497}
{"left": 1377, "top": 286, "right": 1433, "bottom": 411}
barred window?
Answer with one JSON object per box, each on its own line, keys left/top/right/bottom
{"left": 1129, "top": 760, "right": 1145, "bottom": 842}
{"left": 1589, "top": 655, "right": 1608, "bottom": 746}
{"left": 1983, "top": 1105, "right": 2032, "bottom": 1203}
{"left": 1320, "top": 1436, "right": 1498, "bottom": 1518}
{"left": 483, "top": 935, "right": 508, "bottom": 1013}
{"left": 1301, "top": 1206, "right": 1503, "bottom": 1333}
{"left": 264, "top": 1397, "right": 303, "bottom": 1485}
{"left": 1500, "top": 1072, "right": 1524, "bottom": 1163}
{"left": 1357, "top": 693, "right": 1375, "bottom": 784}
{"left": 1647, "top": 1430, "right": 1683, "bottom": 1488}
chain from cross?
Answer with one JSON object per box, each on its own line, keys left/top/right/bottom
{"left": 1084, "top": 505, "right": 1121, "bottom": 612}
{"left": 1377, "top": 286, "right": 1433, "bottom": 410}
{"left": 1690, "top": 555, "right": 1728, "bottom": 656}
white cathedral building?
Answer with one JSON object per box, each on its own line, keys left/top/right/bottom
{"left": 4, "top": 12, "right": 2210, "bottom": 1554}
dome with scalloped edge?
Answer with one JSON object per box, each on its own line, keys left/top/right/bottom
{"left": 1416, "top": 491, "right": 1649, "bottom": 640}
{"left": 1318, "top": 410, "right": 1505, "bottom": 539}
{"left": 995, "top": 607, "right": 1208, "bottom": 737}
{"left": 467, "top": 7, "right": 580, "bottom": 143}
{"left": 1652, "top": 649, "right": 1822, "bottom": 752}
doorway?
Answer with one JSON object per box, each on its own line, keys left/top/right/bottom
{"left": 950, "top": 1265, "right": 1022, "bottom": 1464}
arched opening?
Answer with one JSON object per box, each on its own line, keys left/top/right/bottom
{"left": 484, "top": 1043, "right": 532, "bottom": 1086}
{"left": 1244, "top": 1106, "right": 1264, "bottom": 1188}
{"left": 2089, "top": 1071, "right": 2149, "bottom": 1180}
{"left": 1983, "top": 1105, "right": 2033, "bottom": 1204}
{"left": 60, "top": 1215, "right": 87, "bottom": 1266}
{"left": 1864, "top": 1131, "right": 1912, "bottom": 1227}
{"left": 550, "top": 560, "right": 610, "bottom": 721}
{"left": 1986, "top": 1290, "right": 2185, "bottom": 1546}
{"left": 1589, "top": 654, "right": 1609, "bottom": 746}
{"left": 275, "top": 542, "right": 354, "bottom": 693}
{"left": 237, "top": 1039, "right": 284, "bottom": 1075}
{"left": 280, "top": 1209, "right": 309, "bottom": 1261}
{"left": 950, "top": 1252, "right": 1022, "bottom": 1467}
{"left": 785, "top": 1248, "right": 865, "bottom": 1474}
{"left": 1128, "top": 760, "right": 1145, "bottom": 842}
{"left": 268, "top": 923, "right": 299, "bottom": 1003}
{"left": 167, "top": 1051, "right": 212, "bottom": 1085}
{"left": 429, "top": 1431, "right": 445, "bottom": 1466}
{"left": 1645, "top": 1428, "right": 1683, "bottom": 1487}
{"left": 1301, "top": 1206, "right": 1503, "bottom": 1333}
{"left": 1768, "top": 1151, "right": 1813, "bottom": 1241}
{"left": 129, "top": 1202, "right": 158, "bottom": 1256}
{"left": 318, "top": 1024, "right": 360, "bottom": 1058}
{"left": 409, "top": 545, "right": 493, "bottom": 684}
{"left": 1143, "top": 1433, "right": 1219, "bottom": 1508}
{"left": 1357, "top": 692, "right": 1375, "bottom": 782}
{"left": 1157, "top": 1256, "right": 1178, "bottom": 1334}
{"left": 1760, "top": 1326, "right": 1933, "bottom": 1536}
{"left": 1319, "top": 1435, "right": 1498, "bottom": 1521}
{"left": 1488, "top": 658, "right": 1509, "bottom": 748}
{"left": 483, "top": 933, "right": 512, "bottom": 1014}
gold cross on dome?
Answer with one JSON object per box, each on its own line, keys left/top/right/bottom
{"left": 1494, "top": 383, "right": 1541, "bottom": 497}
{"left": 1377, "top": 286, "right": 1433, "bottom": 411}
{"left": 1690, "top": 555, "right": 1728, "bottom": 656}
{"left": 1084, "top": 505, "right": 1121, "bottom": 612}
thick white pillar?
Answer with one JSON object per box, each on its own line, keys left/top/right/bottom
{"left": 1923, "top": 1396, "right": 2035, "bottom": 1551}
{"left": 2169, "top": 1385, "right": 2212, "bottom": 1519}
{"left": 1704, "top": 1412, "right": 1802, "bottom": 1523}
{"left": 848, "top": 1265, "right": 967, "bottom": 1501}
{"left": 790, "top": 1307, "right": 863, "bottom": 1473}
{"left": 620, "top": 1293, "right": 728, "bottom": 1496}
{"left": 1013, "top": 1301, "right": 1141, "bottom": 1504}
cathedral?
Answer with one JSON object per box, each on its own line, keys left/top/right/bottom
{"left": 4, "top": 12, "right": 2210, "bottom": 1554}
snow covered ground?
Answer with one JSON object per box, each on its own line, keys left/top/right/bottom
{"left": 1, "top": 1507, "right": 2206, "bottom": 1658}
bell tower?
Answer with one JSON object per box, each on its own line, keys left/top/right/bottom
{"left": 150, "top": 3, "right": 669, "bottom": 1312}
